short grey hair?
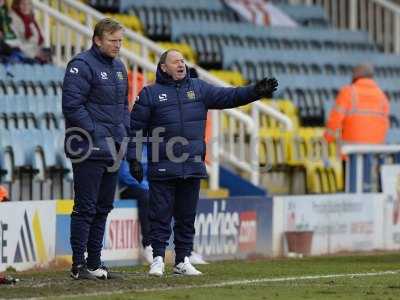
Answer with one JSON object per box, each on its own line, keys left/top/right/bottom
{"left": 158, "top": 49, "right": 182, "bottom": 65}
{"left": 352, "top": 63, "right": 374, "bottom": 80}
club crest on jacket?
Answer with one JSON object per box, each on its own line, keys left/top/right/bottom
{"left": 187, "top": 90, "right": 196, "bottom": 100}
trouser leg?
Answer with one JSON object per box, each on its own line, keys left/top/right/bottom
{"left": 86, "top": 164, "right": 118, "bottom": 269}
{"left": 70, "top": 160, "right": 104, "bottom": 266}
{"left": 173, "top": 178, "right": 200, "bottom": 264}
{"left": 149, "top": 180, "right": 175, "bottom": 259}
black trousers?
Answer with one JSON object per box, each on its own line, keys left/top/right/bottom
{"left": 70, "top": 160, "right": 118, "bottom": 269}
{"left": 149, "top": 178, "right": 200, "bottom": 264}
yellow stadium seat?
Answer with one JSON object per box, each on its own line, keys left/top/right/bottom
{"left": 258, "top": 99, "right": 300, "bottom": 130}
{"left": 308, "top": 128, "right": 343, "bottom": 192}
{"left": 258, "top": 129, "right": 290, "bottom": 168}
{"left": 123, "top": 39, "right": 142, "bottom": 56}
{"left": 156, "top": 42, "right": 197, "bottom": 63}
{"left": 306, "top": 164, "right": 322, "bottom": 193}
{"left": 209, "top": 70, "right": 246, "bottom": 86}
{"left": 145, "top": 71, "right": 156, "bottom": 84}
{"left": 105, "top": 13, "right": 143, "bottom": 34}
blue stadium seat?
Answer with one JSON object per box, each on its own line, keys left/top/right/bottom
{"left": 0, "top": 129, "right": 13, "bottom": 181}
{"left": 386, "top": 129, "right": 400, "bottom": 144}
{"left": 276, "top": 4, "right": 329, "bottom": 27}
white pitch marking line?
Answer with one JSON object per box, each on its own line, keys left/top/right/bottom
{"left": 13, "top": 270, "right": 400, "bottom": 300}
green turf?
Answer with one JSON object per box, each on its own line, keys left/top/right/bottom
{"left": 2, "top": 253, "right": 400, "bottom": 299}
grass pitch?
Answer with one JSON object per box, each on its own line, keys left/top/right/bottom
{"left": 2, "top": 253, "right": 400, "bottom": 299}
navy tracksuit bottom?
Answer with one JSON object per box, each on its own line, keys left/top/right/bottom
{"left": 70, "top": 160, "right": 118, "bottom": 269}
{"left": 149, "top": 178, "right": 200, "bottom": 264}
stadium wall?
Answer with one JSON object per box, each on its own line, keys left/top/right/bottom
{"left": 192, "top": 196, "right": 273, "bottom": 260}
{"left": 55, "top": 200, "right": 141, "bottom": 267}
{"left": 272, "top": 194, "right": 399, "bottom": 256}
{"left": 0, "top": 201, "right": 56, "bottom": 272}
{"left": 3, "top": 190, "right": 400, "bottom": 271}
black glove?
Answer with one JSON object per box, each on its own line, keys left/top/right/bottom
{"left": 129, "top": 159, "right": 143, "bottom": 183}
{"left": 254, "top": 77, "right": 279, "bottom": 98}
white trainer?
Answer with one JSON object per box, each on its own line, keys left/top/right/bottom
{"left": 189, "top": 251, "right": 208, "bottom": 265}
{"left": 149, "top": 256, "right": 164, "bottom": 276}
{"left": 87, "top": 266, "right": 109, "bottom": 279}
{"left": 173, "top": 257, "right": 202, "bottom": 276}
{"left": 142, "top": 245, "right": 154, "bottom": 264}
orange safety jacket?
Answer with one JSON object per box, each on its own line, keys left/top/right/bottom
{"left": 127, "top": 71, "right": 144, "bottom": 107}
{"left": 0, "top": 185, "right": 9, "bottom": 202}
{"left": 324, "top": 78, "right": 389, "bottom": 144}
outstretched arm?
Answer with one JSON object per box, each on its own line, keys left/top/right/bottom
{"left": 201, "top": 77, "right": 278, "bottom": 109}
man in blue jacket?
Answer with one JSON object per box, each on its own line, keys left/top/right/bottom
{"left": 127, "top": 49, "right": 278, "bottom": 276}
{"left": 62, "top": 18, "right": 129, "bottom": 280}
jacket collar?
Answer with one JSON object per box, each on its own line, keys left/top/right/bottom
{"left": 90, "top": 45, "right": 114, "bottom": 65}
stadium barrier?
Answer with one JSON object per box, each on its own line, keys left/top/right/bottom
{"left": 381, "top": 164, "right": 400, "bottom": 250}
{"left": 3, "top": 188, "right": 400, "bottom": 271}
{"left": 192, "top": 196, "right": 273, "bottom": 261}
{"left": 342, "top": 144, "right": 400, "bottom": 193}
{"left": 273, "top": 194, "right": 388, "bottom": 256}
{"left": 0, "top": 201, "right": 56, "bottom": 272}
{"left": 55, "top": 200, "right": 140, "bottom": 267}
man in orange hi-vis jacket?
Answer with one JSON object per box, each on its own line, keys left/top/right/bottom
{"left": 324, "top": 64, "right": 390, "bottom": 145}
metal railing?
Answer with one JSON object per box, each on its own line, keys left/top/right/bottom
{"left": 33, "top": 0, "right": 293, "bottom": 188}
{"left": 342, "top": 144, "right": 400, "bottom": 193}
{"left": 289, "top": 0, "right": 400, "bottom": 53}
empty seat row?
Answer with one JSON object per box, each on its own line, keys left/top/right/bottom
{"left": 275, "top": 3, "right": 329, "bottom": 27}
{"left": 121, "top": 0, "right": 236, "bottom": 40}
{"left": 251, "top": 72, "right": 399, "bottom": 93}
{"left": 387, "top": 128, "right": 400, "bottom": 144}
{"left": 172, "top": 21, "right": 376, "bottom": 67}
{"left": 262, "top": 74, "right": 400, "bottom": 126}
{"left": 257, "top": 127, "right": 343, "bottom": 193}
{"left": 0, "top": 64, "right": 64, "bottom": 85}
{"left": 0, "top": 94, "right": 61, "bottom": 116}
{"left": 89, "top": 0, "right": 227, "bottom": 13}
{"left": 172, "top": 20, "right": 371, "bottom": 43}
{"left": 122, "top": 0, "right": 226, "bottom": 11}
{"left": 223, "top": 47, "right": 400, "bottom": 78}
{"left": 0, "top": 80, "right": 62, "bottom": 96}
{"left": 105, "top": 13, "right": 143, "bottom": 33}
{"left": 0, "top": 112, "right": 62, "bottom": 130}
{"left": 0, "top": 93, "right": 62, "bottom": 130}
{"left": 0, "top": 129, "right": 68, "bottom": 175}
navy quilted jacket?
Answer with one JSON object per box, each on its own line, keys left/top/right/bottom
{"left": 62, "top": 45, "right": 129, "bottom": 161}
{"left": 127, "top": 64, "right": 259, "bottom": 180}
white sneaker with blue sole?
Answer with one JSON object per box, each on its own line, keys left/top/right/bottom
{"left": 173, "top": 257, "right": 202, "bottom": 276}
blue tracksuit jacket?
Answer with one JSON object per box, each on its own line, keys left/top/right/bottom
{"left": 127, "top": 64, "right": 259, "bottom": 180}
{"left": 62, "top": 45, "right": 129, "bottom": 160}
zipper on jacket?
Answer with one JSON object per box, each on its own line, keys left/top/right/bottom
{"left": 176, "top": 83, "right": 186, "bottom": 178}
{"left": 111, "top": 65, "right": 118, "bottom": 125}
